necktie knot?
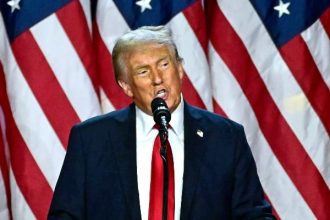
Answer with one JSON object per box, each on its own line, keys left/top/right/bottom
{"left": 153, "top": 123, "right": 172, "bottom": 130}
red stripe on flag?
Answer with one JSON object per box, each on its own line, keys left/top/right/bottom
{"left": 11, "top": 31, "right": 81, "bottom": 147}
{"left": 183, "top": 1, "right": 208, "bottom": 55}
{"left": 93, "top": 23, "right": 132, "bottom": 109}
{"left": 206, "top": 1, "right": 330, "bottom": 219}
{"left": 56, "top": 0, "right": 99, "bottom": 97}
{"left": 279, "top": 36, "right": 330, "bottom": 135}
{"left": 0, "top": 66, "right": 52, "bottom": 220}
{"left": 0, "top": 62, "right": 12, "bottom": 220}
{"left": 320, "top": 7, "right": 330, "bottom": 39}
{"left": 182, "top": 74, "right": 206, "bottom": 109}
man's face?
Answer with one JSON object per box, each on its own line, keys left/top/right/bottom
{"left": 118, "top": 43, "right": 184, "bottom": 115}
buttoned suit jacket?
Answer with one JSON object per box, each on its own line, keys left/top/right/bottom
{"left": 48, "top": 102, "right": 274, "bottom": 220}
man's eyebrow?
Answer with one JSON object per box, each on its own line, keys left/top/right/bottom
{"left": 134, "top": 56, "right": 170, "bottom": 69}
{"left": 134, "top": 64, "right": 149, "bottom": 70}
{"left": 157, "top": 56, "right": 170, "bottom": 63}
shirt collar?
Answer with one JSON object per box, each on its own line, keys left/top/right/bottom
{"left": 135, "top": 96, "right": 184, "bottom": 137}
{"left": 169, "top": 97, "right": 184, "bottom": 137}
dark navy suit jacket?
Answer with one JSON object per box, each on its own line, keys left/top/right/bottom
{"left": 48, "top": 102, "right": 274, "bottom": 220}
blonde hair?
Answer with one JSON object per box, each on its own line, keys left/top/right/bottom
{"left": 112, "top": 26, "right": 182, "bottom": 82}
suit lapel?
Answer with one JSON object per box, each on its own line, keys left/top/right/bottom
{"left": 180, "top": 103, "right": 210, "bottom": 219}
{"left": 110, "top": 104, "right": 141, "bottom": 220}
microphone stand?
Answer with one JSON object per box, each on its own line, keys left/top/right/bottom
{"left": 159, "top": 116, "right": 169, "bottom": 220}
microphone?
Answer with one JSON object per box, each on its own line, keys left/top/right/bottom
{"left": 151, "top": 98, "right": 171, "bottom": 220}
{"left": 151, "top": 97, "right": 171, "bottom": 129}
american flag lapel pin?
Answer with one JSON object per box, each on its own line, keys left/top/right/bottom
{"left": 196, "top": 129, "right": 203, "bottom": 138}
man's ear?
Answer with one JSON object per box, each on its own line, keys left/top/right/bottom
{"left": 118, "top": 80, "right": 133, "bottom": 97}
{"left": 178, "top": 61, "right": 184, "bottom": 81}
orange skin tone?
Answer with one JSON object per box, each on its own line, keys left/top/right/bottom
{"left": 118, "top": 43, "right": 184, "bottom": 115}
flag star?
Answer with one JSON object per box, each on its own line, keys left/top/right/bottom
{"left": 7, "top": 0, "right": 21, "bottom": 13}
{"left": 274, "top": 0, "right": 291, "bottom": 18}
{"left": 136, "top": 0, "right": 152, "bottom": 13}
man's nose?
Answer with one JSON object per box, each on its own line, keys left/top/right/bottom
{"left": 151, "top": 69, "right": 163, "bottom": 85}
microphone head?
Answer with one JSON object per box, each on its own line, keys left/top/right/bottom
{"left": 151, "top": 97, "right": 171, "bottom": 125}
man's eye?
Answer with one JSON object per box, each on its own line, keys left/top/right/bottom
{"left": 161, "top": 62, "right": 169, "bottom": 68}
{"left": 137, "top": 70, "right": 148, "bottom": 75}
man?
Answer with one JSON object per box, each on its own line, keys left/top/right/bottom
{"left": 48, "top": 26, "right": 275, "bottom": 219}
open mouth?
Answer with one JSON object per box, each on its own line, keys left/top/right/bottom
{"left": 155, "top": 89, "right": 167, "bottom": 99}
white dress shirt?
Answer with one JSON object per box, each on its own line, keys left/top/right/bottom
{"left": 136, "top": 100, "right": 184, "bottom": 220}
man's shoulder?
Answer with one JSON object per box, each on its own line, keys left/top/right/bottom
{"left": 73, "top": 104, "right": 134, "bottom": 131}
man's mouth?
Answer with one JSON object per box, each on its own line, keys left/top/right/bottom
{"left": 155, "top": 89, "right": 167, "bottom": 99}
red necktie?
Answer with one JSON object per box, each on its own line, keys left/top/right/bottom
{"left": 148, "top": 130, "right": 175, "bottom": 220}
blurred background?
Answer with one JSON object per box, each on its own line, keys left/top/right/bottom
{"left": 0, "top": 0, "right": 329, "bottom": 219}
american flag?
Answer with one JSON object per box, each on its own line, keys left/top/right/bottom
{"left": 0, "top": 0, "right": 329, "bottom": 219}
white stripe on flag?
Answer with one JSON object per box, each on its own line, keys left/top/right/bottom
{"left": 96, "top": 0, "right": 130, "bottom": 52}
{"left": 168, "top": 13, "right": 213, "bottom": 110}
{"left": 0, "top": 106, "right": 9, "bottom": 220}
{"left": 217, "top": 0, "right": 330, "bottom": 187}
{"left": 209, "top": 43, "right": 316, "bottom": 220}
{"left": 0, "top": 106, "right": 10, "bottom": 166}
{"left": 0, "top": 18, "right": 65, "bottom": 189}
{"left": 100, "top": 88, "right": 116, "bottom": 113}
{"left": 31, "top": 14, "right": 101, "bottom": 121}
{"left": 0, "top": 105, "right": 10, "bottom": 220}
{"left": 301, "top": 20, "right": 330, "bottom": 89}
